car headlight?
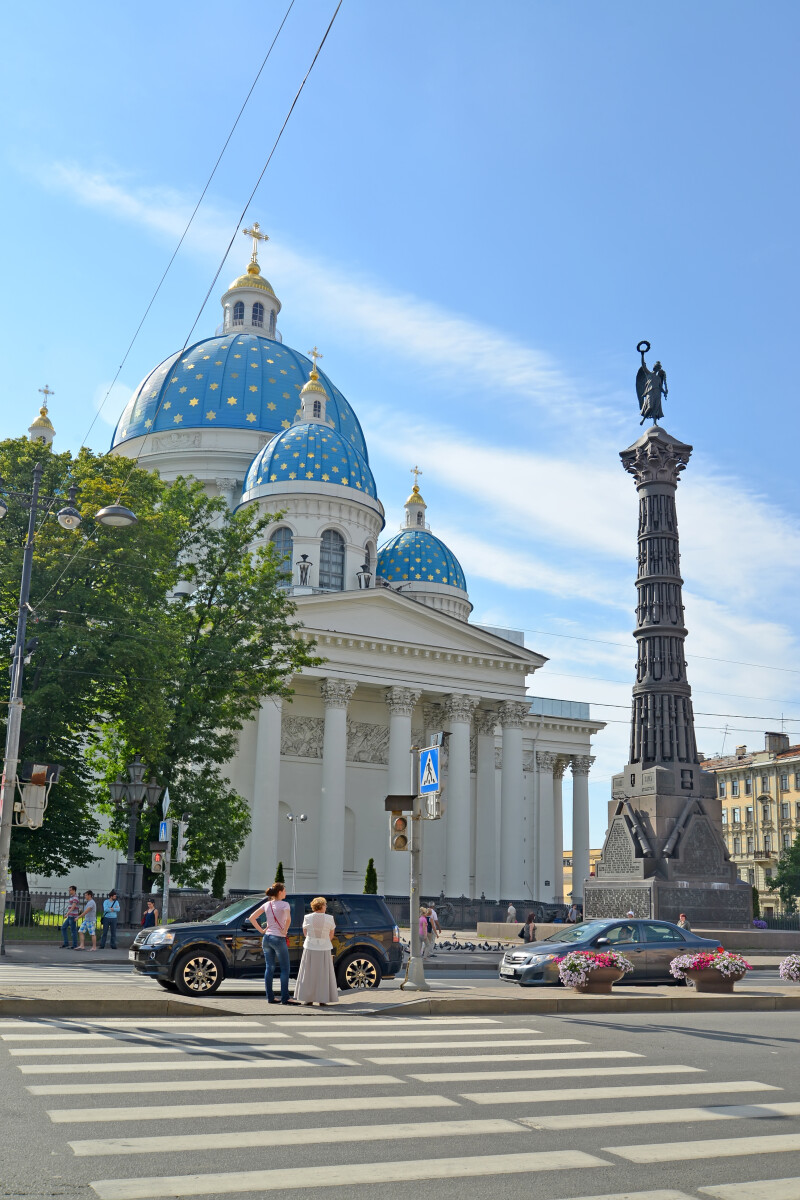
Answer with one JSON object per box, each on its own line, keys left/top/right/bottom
{"left": 526, "top": 953, "right": 558, "bottom": 965}
{"left": 147, "top": 929, "right": 175, "bottom": 946}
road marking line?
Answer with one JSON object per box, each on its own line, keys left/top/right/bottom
{"left": 70, "top": 1117, "right": 521, "bottom": 1156}
{"left": 10, "top": 1042, "right": 297, "bottom": 1056}
{"left": 89, "top": 1150, "right": 605, "bottom": 1198}
{"left": 29, "top": 1073, "right": 402, "bottom": 1096}
{"left": 520, "top": 1102, "right": 800, "bottom": 1131}
{"left": 3, "top": 1030, "right": 288, "bottom": 1042}
{"left": 374, "top": 1049, "right": 636, "bottom": 1065}
{"left": 417, "top": 1064, "right": 701, "bottom": 1084}
{"left": 606, "top": 1132, "right": 800, "bottom": 1163}
{"left": 321, "top": 1027, "right": 541, "bottom": 1041}
{"left": 348, "top": 1037, "right": 598, "bottom": 1052}
{"left": 20, "top": 1055, "right": 353, "bottom": 1075}
{"left": 700, "top": 1179, "right": 800, "bottom": 1199}
{"left": 462, "top": 1081, "right": 777, "bottom": 1105}
{"left": 271, "top": 1017, "right": 500, "bottom": 1027}
{"left": 50, "top": 1093, "right": 459, "bottom": 1124}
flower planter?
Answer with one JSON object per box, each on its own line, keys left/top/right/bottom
{"left": 778, "top": 955, "right": 800, "bottom": 983}
{"left": 683, "top": 968, "right": 746, "bottom": 994}
{"left": 571, "top": 966, "right": 625, "bottom": 994}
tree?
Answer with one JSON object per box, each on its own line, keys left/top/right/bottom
{"left": 274, "top": 860, "right": 285, "bottom": 885}
{"left": 751, "top": 885, "right": 760, "bottom": 918}
{"left": 766, "top": 833, "right": 800, "bottom": 914}
{"left": 210, "top": 861, "right": 226, "bottom": 899}
{"left": 0, "top": 437, "right": 319, "bottom": 889}
{"left": 363, "top": 857, "right": 378, "bottom": 894}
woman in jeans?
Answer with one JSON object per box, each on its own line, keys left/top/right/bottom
{"left": 248, "top": 883, "right": 294, "bottom": 1005}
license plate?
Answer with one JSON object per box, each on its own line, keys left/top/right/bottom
{"left": 499, "top": 966, "right": 516, "bottom": 977}
{"left": 128, "top": 950, "right": 136, "bottom": 961}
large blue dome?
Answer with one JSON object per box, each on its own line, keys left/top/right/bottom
{"left": 377, "top": 528, "right": 467, "bottom": 591}
{"left": 241, "top": 422, "right": 377, "bottom": 502}
{"left": 111, "top": 333, "right": 368, "bottom": 460}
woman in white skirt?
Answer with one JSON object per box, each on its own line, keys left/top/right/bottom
{"left": 295, "top": 896, "right": 339, "bottom": 1006}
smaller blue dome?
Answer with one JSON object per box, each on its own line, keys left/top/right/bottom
{"left": 241, "top": 422, "right": 377, "bottom": 501}
{"left": 377, "top": 528, "right": 467, "bottom": 591}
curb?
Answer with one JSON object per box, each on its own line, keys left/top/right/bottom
{"left": 0, "top": 996, "right": 242, "bottom": 1018}
{"left": 369, "top": 992, "right": 800, "bottom": 1016}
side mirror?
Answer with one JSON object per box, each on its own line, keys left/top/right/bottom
{"left": 594, "top": 936, "right": 610, "bottom": 946}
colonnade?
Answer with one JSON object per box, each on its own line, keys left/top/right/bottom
{"left": 247, "top": 676, "right": 595, "bottom": 902}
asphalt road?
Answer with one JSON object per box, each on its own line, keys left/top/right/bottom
{"left": 1, "top": 1008, "right": 800, "bottom": 1200}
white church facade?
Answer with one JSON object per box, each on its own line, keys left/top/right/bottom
{"left": 80, "top": 227, "right": 604, "bottom": 903}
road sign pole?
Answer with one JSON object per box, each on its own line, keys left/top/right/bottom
{"left": 402, "top": 751, "right": 430, "bottom": 992}
{"left": 160, "top": 818, "right": 172, "bottom": 926}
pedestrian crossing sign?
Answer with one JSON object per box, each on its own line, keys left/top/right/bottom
{"left": 419, "top": 746, "right": 440, "bottom": 796}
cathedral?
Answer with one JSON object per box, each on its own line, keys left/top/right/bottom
{"left": 60, "top": 227, "right": 605, "bottom": 903}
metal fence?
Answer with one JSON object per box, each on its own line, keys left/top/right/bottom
{"left": 382, "top": 895, "right": 570, "bottom": 930}
{"left": 1, "top": 889, "right": 222, "bottom": 937}
{"left": 763, "top": 914, "right": 800, "bottom": 930}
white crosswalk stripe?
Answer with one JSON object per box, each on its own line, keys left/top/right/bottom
{"left": 29, "top": 1072, "right": 402, "bottom": 1096}
{"left": 19, "top": 1054, "right": 354, "bottom": 1074}
{"left": 606, "top": 1132, "right": 800, "bottom": 1163}
{"left": 348, "top": 1036, "right": 597, "bottom": 1051}
{"left": 10, "top": 1041, "right": 297, "bottom": 1055}
{"left": 520, "top": 1101, "right": 800, "bottom": 1131}
{"left": 373, "top": 1048, "right": 639, "bottom": 1064}
{"left": 462, "top": 1081, "right": 777, "bottom": 1104}
{"left": 416, "top": 1063, "right": 702, "bottom": 1084}
{"left": 700, "top": 1182, "right": 800, "bottom": 1199}
{"left": 49, "top": 1093, "right": 459, "bottom": 1123}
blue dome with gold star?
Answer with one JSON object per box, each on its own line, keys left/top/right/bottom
{"left": 377, "top": 528, "right": 467, "bottom": 590}
{"left": 111, "top": 333, "right": 368, "bottom": 459}
{"left": 241, "top": 421, "right": 377, "bottom": 503}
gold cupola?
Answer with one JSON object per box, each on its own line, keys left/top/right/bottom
{"left": 221, "top": 222, "right": 282, "bottom": 337}
{"left": 404, "top": 467, "right": 428, "bottom": 528}
{"left": 29, "top": 386, "right": 56, "bottom": 446}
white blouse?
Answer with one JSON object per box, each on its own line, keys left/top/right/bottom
{"left": 302, "top": 911, "right": 335, "bottom": 951}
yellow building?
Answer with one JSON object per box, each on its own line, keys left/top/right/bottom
{"left": 562, "top": 847, "right": 602, "bottom": 905}
{"left": 701, "top": 732, "right": 800, "bottom": 917}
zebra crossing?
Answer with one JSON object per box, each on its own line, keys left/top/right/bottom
{"left": 2, "top": 1011, "right": 800, "bottom": 1199}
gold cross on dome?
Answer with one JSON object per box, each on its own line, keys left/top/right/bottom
{"left": 308, "top": 346, "right": 323, "bottom": 375}
{"left": 411, "top": 464, "right": 423, "bottom": 488}
{"left": 38, "top": 384, "right": 55, "bottom": 410}
{"left": 242, "top": 222, "right": 268, "bottom": 264}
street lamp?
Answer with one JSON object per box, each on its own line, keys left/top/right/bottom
{"left": 285, "top": 811, "right": 308, "bottom": 891}
{"left": 109, "top": 755, "right": 163, "bottom": 924}
{"left": 0, "top": 462, "right": 138, "bottom": 953}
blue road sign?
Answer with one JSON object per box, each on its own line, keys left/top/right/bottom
{"left": 159, "top": 819, "right": 170, "bottom": 842}
{"left": 419, "top": 746, "right": 440, "bottom": 796}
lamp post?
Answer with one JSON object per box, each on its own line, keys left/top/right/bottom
{"left": 285, "top": 811, "right": 307, "bottom": 891}
{"left": 109, "top": 756, "right": 163, "bottom": 925}
{"left": 0, "top": 462, "right": 137, "bottom": 953}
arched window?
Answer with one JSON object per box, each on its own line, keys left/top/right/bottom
{"left": 233, "top": 301, "right": 245, "bottom": 325}
{"left": 319, "top": 529, "right": 345, "bottom": 591}
{"left": 269, "top": 310, "right": 276, "bottom": 336}
{"left": 269, "top": 527, "right": 293, "bottom": 581}
{"left": 416, "top": 510, "right": 424, "bottom": 526}
{"left": 312, "top": 399, "right": 321, "bottom": 418}
{"left": 252, "top": 302, "right": 264, "bottom": 328}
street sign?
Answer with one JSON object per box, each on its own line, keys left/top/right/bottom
{"left": 161, "top": 787, "right": 171, "bottom": 819}
{"left": 418, "top": 746, "right": 440, "bottom": 796}
{"left": 159, "top": 819, "right": 171, "bottom": 843}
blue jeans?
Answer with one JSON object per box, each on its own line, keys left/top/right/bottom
{"left": 262, "top": 934, "right": 290, "bottom": 1002}
{"left": 61, "top": 915, "right": 77, "bottom": 948}
{"left": 100, "top": 918, "right": 117, "bottom": 949}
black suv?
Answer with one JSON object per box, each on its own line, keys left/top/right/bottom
{"left": 129, "top": 892, "right": 402, "bottom": 996}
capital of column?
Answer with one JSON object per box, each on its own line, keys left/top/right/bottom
{"left": 320, "top": 678, "right": 357, "bottom": 709}
{"left": 385, "top": 686, "right": 421, "bottom": 717}
{"left": 474, "top": 708, "right": 498, "bottom": 737}
{"left": 536, "top": 750, "right": 559, "bottom": 774}
{"left": 553, "top": 756, "right": 569, "bottom": 781}
{"left": 214, "top": 476, "right": 239, "bottom": 493}
{"left": 571, "top": 754, "right": 595, "bottom": 776}
{"left": 499, "top": 700, "right": 529, "bottom": 730}
{"left": 444, "top": 693, "right": 480, "bottom": 724}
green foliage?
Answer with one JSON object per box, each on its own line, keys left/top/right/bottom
{"left": 211, "top": 861, "right": 226, "bottom": 899}
{"left": 0, "top": 437, "right": 320, "bottom": 886}
{"left": 751, "top": 885, "right": 760, "bottom": 918}
{"left": 766, "top": 833, "right": 800, "bottom": 914}
{"left": 363, "top": 857, "right": 378, "bottom": 894}
{"left": 274, "top": 860, "right": 285, "bottom": 884}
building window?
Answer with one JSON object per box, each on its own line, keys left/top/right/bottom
{"left": 319, "top": 529, "right": 345, "bottom": 591}
{"left": 781, "top": 773, "right": 790, "bottom": 791}
{"left": 746, "top": 836, "right": 754, "bottom": 855}
{"left": 269, "top": 309, "right": 276, "bottom": 336}
{"left": 762, "top": 804, "right": 770, "bottom": 822}
{"left": 732, "top": 807, "right": 741, "bottom": 824}
{"left": 269, "top": 527, "right": 293, "bottom": 579}
{"left": 764, "top": 835, "right": 772, "bottom": 853}
{"left": 781, "top": 802, "right": 790, "bottom": 820}
{"left": 745, "top": 776, "right": 752, "bottom": 795}
{"left": 761, "top": 774, "right": 770, "bottom": 791}
{"left": 312, "top": 399, "right": 321, "bottom": 418}
{"left": 745, "top": 806, "right": 754, "bottom": 824}
{"left": 731, "top": 779, "right": 740, "bottom": 797}
{"left": 795, "top": 773, "right": 800, "bottom": 791}
{"left": 721, "top": 809, "right": 727, "bottom": 825}
{"left": 718, "top": 780, "right": 726, "bottom": 798}
{"left": 252, "top": 302, "right": 264, "bottom": 328}
{"left": 233, "top": 301, "right": 245, "bottom": 325}
{"left": 784, "top": 832, "right": 792, "bottom": 849}
{"left": 748, "top": 868, "right": 755, "bottom": 885}
{"left": 733, "top": 836, "right": 741, "bottom": 854}
{"left": 765, "top": 867, "right": 773, "bottom": 879}
{"left": 796, "top": 802, "right": 800, "bottom": 821}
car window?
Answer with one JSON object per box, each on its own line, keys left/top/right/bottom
{"left": 295, "top": 897, "right": 348, "bottom": 921}
{"left": 604, "top": 923, "right": 641, "bottom": 944}
{"left": 642, "top": 922, "right": 685, "bottom": 943}
{"left": 544, "top": 921, "right": 608, "bottom": 944}
{"left": 344, "top": 896, "right": 386, "bottom": 923}
{"left": 204, "top": 895, "right": 263, "bottom": 924}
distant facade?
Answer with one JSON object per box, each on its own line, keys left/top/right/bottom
{"left": 701, "top": 733, "right": 800, "bottom": 916}
{"left": 562, "top": 847, "right": 602, "bottom": 905}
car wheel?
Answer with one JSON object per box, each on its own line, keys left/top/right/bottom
{"left": 156, "top": 979, "right": 179, "bottom": 992}
{"left": 174, "top": 950, "right": 224, "bottom": 996}
{"left": 337, "top": 952, "right": 382, "bottom": 990}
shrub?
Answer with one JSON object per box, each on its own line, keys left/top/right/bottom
{"left": 274, "top": 861, "right": 285, "bottom": 885}
{"left": 363, "top": 858, "right": 378, "bottom": 895}
{"left": 210, "top": 861, "right": 226, "bottom": 900}
{"left": 752, "top": 918, "right": 768, "bottom": 929}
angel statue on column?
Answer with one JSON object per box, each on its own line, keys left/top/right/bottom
{"left": 635, "top": 341, "right": 667, "bottom": 425}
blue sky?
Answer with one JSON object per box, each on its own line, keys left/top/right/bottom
{"left": 3, "top": 1, "right": 800, "bottom": 847}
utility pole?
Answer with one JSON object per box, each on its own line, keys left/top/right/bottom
{"left": 403, "top": 787, "right": 430, "bottom": 991}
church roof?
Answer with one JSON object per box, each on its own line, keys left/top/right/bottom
{"left": 377, "top": 527, "right": 467, "bottom": 591}
{"left": 241, "top": 421, "right": 377, "bottom": 501}
{"left": 111, "top": 333, "right": 368, "bottom": 459}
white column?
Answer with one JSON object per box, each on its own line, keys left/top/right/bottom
{"left": 384, "top": 686, "right": 421, "bottom": 895}
{"left": 318, "top": 678, "right": 357, "bottom": 893}
{"left": 499, "top": 700, "right": 529, "bottom": 900}
{"left": 552, "top": 757, "right": 567, "bottom": 902}
{"left": 474, "top": 708, "right": 499, "bottom": 898}
{"left": 536, "top": 751, "right": 558, "bottom": 903}
{"left": 249, "top": 697, "right": 282, "bottom": 888}
{"left": 570, "top": 754, "right": 594, "bottom": 904}
{"left": 443, "top": 694, "right": 479, "bottom": 897}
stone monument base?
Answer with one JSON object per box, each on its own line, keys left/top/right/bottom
{"left": 583, "top": 877, "right": 752, "bottom": 929}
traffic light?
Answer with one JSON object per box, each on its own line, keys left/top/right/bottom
{"left": 390, "top": 812, "right": 409, "bottom": 851}
{"left": 151, "top": 850, "right": 164, "bottom": 874}
{"left": 176, "top": 816, "right": 189, "bottom": 864}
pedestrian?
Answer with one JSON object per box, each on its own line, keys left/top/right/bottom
{"left": 625, "top": 910, "right": 635, "bottom": 918}
{"left": 141, "top": 899, "right": 159, "bottom": 929}
{"left": 76, "top": 891, "right": 97, "bottom": 951}
{"left": 505, "top": 902, "right": 517, "bottom": 923}
{"left": 520, "top": 912, "right": 537, "bottom": 943}
{"left": 248, "top": 882, "right": 295, "bottom": 1005}
{"left": 418, "top": 906, "right": 430, "bottom": 956}
{"left": 294, "top": 896, "right": 338, "bottom": 1006}
{"left": 567, "top": 903, "right": 579, "bottom": 923}
{"left": 425, "top": 903, "right": 440, "bottom": 957}
{"left": 677, "top": 912, "right": 692, "bottom": 932}
{"left": 100, "top": 891, "right": 120, "bottom": 949}
{"left": 60, "top": 886, "right": 80, "bottom": 949}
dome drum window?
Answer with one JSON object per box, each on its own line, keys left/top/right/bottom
{"left": 233, "top": 301, "right": 245, "bottom": 327}
{"left": 319, "top": 529, "right": 345, "bottom": 591}
{"left": 252, "top": 302, "right": 265, "bottom": 328}
{"left": 269, "top": 526, "right": 294, "bottom": 585}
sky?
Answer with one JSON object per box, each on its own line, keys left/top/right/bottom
{"left": 2, "top": 1, "right": 800, "bottom": 850}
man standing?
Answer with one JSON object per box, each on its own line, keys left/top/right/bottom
{"left": 425, "top": 904, "right": 440, "bottom": 958}
{"left": 77, "top": 891, "right": 97, "bottom": 952}
{"left": 61, "top": 886, "right": 80, "bottom": 950}
{"left": 567, "top": 903, "right": 580, "bottom": 923}
{"left": 100, "top": 891, "right": 120, "bottom": 949}
{"left": 505, "top": 903, "right": 517, "bottom": 924}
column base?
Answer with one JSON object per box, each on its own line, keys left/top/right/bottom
{"left": 400, "top": 956, "right": 431, "bottom": 991}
